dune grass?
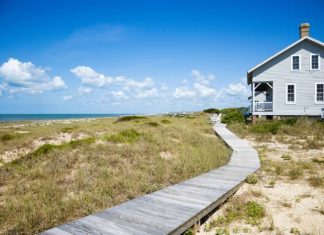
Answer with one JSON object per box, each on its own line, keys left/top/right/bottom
{"left": 0, "top": 113, "right": 230, "bottom": 234}
{"left": 228, "top": 118, "right": 324, "bottom": 149}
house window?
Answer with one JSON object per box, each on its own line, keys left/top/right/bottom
{"left": 316, "top": 83, "right": 324, "bottom": 103}
{"left": 311, "top": 54, "right": 320, "bottom": 70}
{"left": 291, "top": 55, "right": 300, "bottom": 70}
{"left": 286, "top": 83, "right": 296, "bottom": 104}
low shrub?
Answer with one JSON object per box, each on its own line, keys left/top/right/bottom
{"left": 145, "top": 121, "right": 159, "bottom": 127}
{"left": 251, "top": 121, "right": 281, "bottom": 134}
{"left": 61, "top": 126, "right": 78, "bottom": 133}
{"left": 105, "top": 129, "right": 141, "bottom": 143}
{"left": 308, "top": 175, "right": 323, "bottom": 187}
{"left": 245, "top": 201, "right": 265, "bottom": 225}
{"left": 115, "top": 116, "right": 147, "bottom": 122}
{"left": 221, "top": 109, "right": 245, "bottom": 124}
{"left": 0, "top": 134, "right": 16, "bottom": 141}
{"left": 203, "top": 108, "right": 220, "bottom": 114}
{"left": 69, "top": 138, "right": 96, "bottom": 148}
{"left": 160, "top": 119, "right": 171, "bottom": 124}
{"left": 246, "top": 174, "right": 258, "bottom": 184}
{"left": 210, "top": 199, "right": 265, "bottom": 229}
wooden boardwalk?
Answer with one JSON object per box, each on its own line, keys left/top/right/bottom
{"left": 41, "top": 117, "right": 260, "bottom": 235}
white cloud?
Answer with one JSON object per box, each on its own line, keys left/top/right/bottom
{"left": 63, "top": 95, "right": 73, "bottom": 101}
{"left": 78, "top": 87, "right": 92, "bottom": 94}
{"left": 70, "top": 66, "right": 114, "bottom": 87}
{"left": 173, "top": 87, "right": 196, "bottom": 99}
{"left": 160, "top": 83, "right": 169, "bottom": 91}
{"left": 0, "top": 58, "right": 66, "bottom": 94}
{"left": 111, "top": 90, "right": 128, "bottom": 100}
{"left": 122, "top": 77, "right": 154, "bottom": 91}
{"left": 224, "top": 83, "right": 249, "bottom": 97}
{"left": 191, "top": 69, "right": 215, "bottom": 85}
{"left": 137, "top": 88, "right": 158, "bottom": 98}
{"left": 193, "top": 83, "right": 218, "bottom": 97}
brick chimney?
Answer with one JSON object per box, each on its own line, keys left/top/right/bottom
{"left": 299, "top": 23, "right": 310, "bottom": 38}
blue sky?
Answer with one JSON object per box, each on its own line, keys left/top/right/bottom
{"left": 0, "top": 0, "right": 323, "bottom": 114}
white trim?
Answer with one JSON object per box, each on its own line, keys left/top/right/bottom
{"left": 291, "top": 54, "right": 301, "bottom": 71}
{"left": 252, "top": 83, "right": 255, "bottom": 112}
{"left": 286, "top": 83, "right": 296, "bottom": 104}
{"left": 310, "top": 53, "right": 321, "bottom": 70}
{"left": 315, "top": 83, "right": 324, "bottom": 104}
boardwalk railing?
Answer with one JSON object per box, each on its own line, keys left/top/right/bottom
{"left": 42, "top": 116, "right": 260, "bottom": 235}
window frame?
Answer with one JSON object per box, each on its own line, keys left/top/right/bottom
{"left": 310, "top": 53, "right": 320, "bottom": 71}
{"left": 286, "top": 83, "right": 296, "bottom": 105}
{"left": 291, "top": 55, "right": 301, "bottom": 71}
{"left": 315, "top": 83, "right": 324, "bottom": 104}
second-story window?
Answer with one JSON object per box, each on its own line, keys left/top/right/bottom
{"left": 291, "top": 55, "right": 300, "bottom": 70}
{"left": 311, "top": 54, "right": 320, "bottom": 70}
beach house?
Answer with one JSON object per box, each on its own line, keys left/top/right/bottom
{"left": 247, "top": 23, "right": 324, "bottom": 122}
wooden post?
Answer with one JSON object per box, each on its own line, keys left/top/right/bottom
{"left": 252, "top": 115, "right": 257, "bottom": 124}
{"left": 252, "top": 82, "right": 255, "bottom": 114}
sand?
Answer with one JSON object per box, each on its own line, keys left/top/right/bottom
{"left": 197, "top": 137, "right": 324, "bottom": 235}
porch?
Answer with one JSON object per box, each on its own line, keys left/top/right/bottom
{"left": 251, "top": 82, "right": 273, "bottom": 112}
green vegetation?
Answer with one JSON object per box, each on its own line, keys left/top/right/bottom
{"left": 105, "top": 129, "right": 142, "bottom": 143}
{"left": 0, "top": 113, "right": 230, "bottom": 234}
{"left": 0, "top": 133, "right": 16, "bottom": 141}
{"left": 115, "top": 115, "right": 147, "bottom": 122}
{"left": 246, "top": 174, "right": 258, "bottom": 184}
{"left": 228, "top": 117, "right": 324, "bottom": 150}
{"left": 61, "top": 126, "right": 78, "bottom": 133}
{"left": 145, "top": 121, "right": 159, "bottom": 127}
{"left": 221, "top": 108, "right": 245, "bottom": 124}
{"left": 208, "top": 197, "right": 265, "bottom": 231}
{"left": 160, "top": 119, "right": 171, "bottom": 124}
{"left": 203, "top": 108, "right": 220, "bottom": 114}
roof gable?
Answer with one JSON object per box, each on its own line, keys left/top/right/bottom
{"left": 247, "top": 36, "right": 324, "bottom": 84}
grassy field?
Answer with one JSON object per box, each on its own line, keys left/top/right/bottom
{"left": 0, "top": 113, "right": 230, "bottom": 234}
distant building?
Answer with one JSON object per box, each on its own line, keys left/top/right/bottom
{"left": 247, "top": 23, "right": 324, "bottom": 122}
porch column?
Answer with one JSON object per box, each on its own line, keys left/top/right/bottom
{"left": 252, "top": 82, "right": 255, "bottom": 113}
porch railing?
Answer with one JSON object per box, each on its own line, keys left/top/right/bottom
{"left": 254, "top": 101, "right": 273, "bottom": 112}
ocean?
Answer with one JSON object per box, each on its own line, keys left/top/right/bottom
{"left": 0, "top": 114, "right": 127, "bottom": 122}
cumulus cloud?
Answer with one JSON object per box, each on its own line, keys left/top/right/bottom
{"left": 71, "top": 66, "right": 114, "bottom": 87}
{"left": 111, "top": 90, "right": 128, "bottom": 100}
{"left": 122, "top": 77, "right": 154, "bottom": 91}
{"left": 137, "top": 88, "right": 157, "bottom": 98}
{"left": 0, "top": 58, "right": 66, "bottom": 94}
{"left": 224, "top": 83, "right": 249, "bottom": 97}
{"left": 78, "top": 87, "right": 92, "bottom": 94}
{"left": 173, "top": 87, "right": 196, "bottom": 99}
{"left": 191, "top": 69, "right": 215, "bottom": 85}
{"left": 193, "top": 82, "right": 218, "bottom": 97}
{"left": 63, "top": 95, "right": 73, "bottom": 101}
